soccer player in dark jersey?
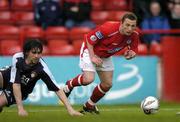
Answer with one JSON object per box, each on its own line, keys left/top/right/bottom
{"left": 0, "top": 39, "right": 82, "bottom": 116}
{"left": 63, "top": 12, "right": 140, "bottom": 114}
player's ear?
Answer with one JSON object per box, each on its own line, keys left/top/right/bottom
{"left": 25, "top": 51, "right": 30, "bottom": 58}
{"left": 120, "top": 20, "right": 123, "bottom": 25}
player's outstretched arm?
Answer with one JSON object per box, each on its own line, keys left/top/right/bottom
{"left": 13, "top": 83, "right": 28, "bottom": 117}
{"left": 55, "top": 89, "right": 83, "bottom": 116}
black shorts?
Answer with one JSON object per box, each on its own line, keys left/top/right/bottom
{"left": 0, "top": 66, "right": 11, "bottom": 89}
{"left": 2, "top": 87, "right": 28, "bottom": 107}
{"left": 1, "top": 67, "right": 27, "bottom": 106}
{"left": 3, "top": 89, "right": 16, "bottom": 107}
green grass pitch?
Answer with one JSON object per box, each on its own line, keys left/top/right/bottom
{"left": 1, "top": 102, "right": 180, "bottom": 122}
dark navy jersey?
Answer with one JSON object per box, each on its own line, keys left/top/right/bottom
{"left": 1, "top": 52, "right": 59, "bottom": 98}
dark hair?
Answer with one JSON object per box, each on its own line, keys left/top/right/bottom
{"left": 121, "top": 12, "right": 138, "bottom": 23}
{"left": 23, "top": 39, "right": 43, "bottom": 57}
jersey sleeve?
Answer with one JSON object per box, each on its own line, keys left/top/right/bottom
{"left": 10, "top": 53, "right": 22, "bottom": 84}
{"left": 86, "top": 24, "right": 107, "bottom": 45}
{"left": 40, "top": 59, "right": 59, "bottom": 91}
{"left": 130, "top": 31, "right": 140, "bottom": 53}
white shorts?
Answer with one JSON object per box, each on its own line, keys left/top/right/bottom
{"left": 79, "top": 43, "right": 114, "bottom": 72}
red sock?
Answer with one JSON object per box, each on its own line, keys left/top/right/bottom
{"left": 85, "top": 83, "right": 110, "bottom": 108}
{"left": 67, "top": 74, "right": 83, "bottom": 90}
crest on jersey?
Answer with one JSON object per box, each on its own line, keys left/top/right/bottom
{"left": 126, "top": 39, "right": 132, "bottom": 44}
{"left": 95, "top": 31, "right": 103, "bottom": 39}
{"left": 90, "top": 35, "right": 97, "bottom": 41}
{"left": 31, "top": 71, "right": 37, "bottom": 78}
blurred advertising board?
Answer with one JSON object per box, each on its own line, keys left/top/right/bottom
{"left": 0, "top": 56, "right": 159, "bottom": 105}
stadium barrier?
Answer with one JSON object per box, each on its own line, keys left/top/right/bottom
{"left": 140, "top": 30, "right": 180, "bottom": 102}
{"left": 141, "top": 29, "right": 180, "bottom": 34}
{"left": 0, "top": 56, "right": 159, "bottom": 105}
{"left": 161, "top": 36, "right": 180, "bottom": 102}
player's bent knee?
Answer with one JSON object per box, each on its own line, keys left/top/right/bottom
{"left": 101, "top": 82, "right": 112, "bottom": 90}
{"left": 106, "top": 84, "right": 112, "bottom": 91}
{"left": 82, "top": 77, "right": 94, "bottom": 85}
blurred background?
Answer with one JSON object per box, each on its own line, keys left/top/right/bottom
{"left": 0, "top": 0, "right": 179, "bottom": 105}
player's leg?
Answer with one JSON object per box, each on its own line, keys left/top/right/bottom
{"left": 66, "top": 71, "right": 95, "bottom": 88}
{"left": 63, "top": 46, "right": 96, "bottom": 97}
{"left": 81, "top": 57, "right": 114, "bottom": 114}
{"left": 82, "top": 71, "right": 113, "bottom": 114}
{"left": 90, "top": 70, "right": 113, "bottom": 104}
{"left": 0, "top": 92, "right": 8, "bottom": 113}
{"left": 63, "top": 71, "right": 95, "bottom": 97}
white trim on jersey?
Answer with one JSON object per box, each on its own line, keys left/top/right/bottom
{"left": 40, "top": 59, "right": 58, "bottom": 86}
{"left": 107, "top": 31, "right": 119, "bottom": 37}
{"left": 133, "top": 31, "right": 139, "bottom": 35}
{"left": 10, "top": 52, "right": 24, "bottom": 83}
{"left": 80, "top": 42, "right": 85, "bottom": 57}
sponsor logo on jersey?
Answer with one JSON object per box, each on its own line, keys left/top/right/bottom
{"left": 21, "top": 75, "right": 30, "bottom": 85}
{"left": 90, "top": 35, "right": 97, "bottom": 41}
{"left": 112, "top": 43, "right": 118, "bottom": 46}
{"left": 95, "top": 31, "right": 103, "bottom": 39}
{"left": 127, "top": 39, "right": 132, "bottom": 44}
{"left": 107, "top": 47, "right": 123, "bottom": 53}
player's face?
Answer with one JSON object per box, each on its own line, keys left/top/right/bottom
{"left": 26, "top": 48, "right": 42, "bottom": 65}
{"left": 120, "top": 18, "right": 137, "bottom": 36}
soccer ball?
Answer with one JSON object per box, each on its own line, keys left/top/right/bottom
{"left": 141, "top": 96, "right": 159, "bottom": 115}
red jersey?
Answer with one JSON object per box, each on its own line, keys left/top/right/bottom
{"left": 83, "top": 21, "right": 139, "bottom": 58}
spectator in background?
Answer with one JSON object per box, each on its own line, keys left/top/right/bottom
{"left": 166, "top": 0, "right": 179, "bottom": 18}
{"left": 133, "top": 0, "right": 169, "bottom": 26}
{"left": 62, "top": 0, "right": 95, "bottom": 29}
{"left": 132, "top": 0, "right": 151, "bottom": 26}
{"left": 34, "top": 0, "right": 64, "bottom": 29}
{"left": 141, "top": 0, "right": 170, "bottom": 45}
{"left": 168, "top": 3, "right": 180, "bottom": 29}
{"left": 166, "top": 0, "right": 175, "bottom": 10}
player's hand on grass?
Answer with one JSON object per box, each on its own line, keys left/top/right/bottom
{"left": 124, "top": 50, "right": 136, "bottom": 60}
{"left": 68, "top": 109, "right": 83, "bottom": 116}
{"left": 91, "top": 55, "right": 103, "bottom": 67}
{"left": 18, "top": 108, "right": 28, "bottom": 117}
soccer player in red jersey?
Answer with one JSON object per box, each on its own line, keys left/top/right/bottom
{"left": 63, "top": 12, "right": 140, "bottom": 114}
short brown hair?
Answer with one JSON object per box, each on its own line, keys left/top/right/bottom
{"left": 121, "top": 12, "right": 137, "bottom": 23}
{"left": 23, "top": 39, "right": 43, "bottom": 57}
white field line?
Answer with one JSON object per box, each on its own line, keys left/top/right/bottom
{"left": 3, "top": 108, "right": 180, "bottom": 113}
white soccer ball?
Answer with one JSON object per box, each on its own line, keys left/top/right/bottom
{"left": 141, "top": 96, "right": 159, "bottom": 115}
